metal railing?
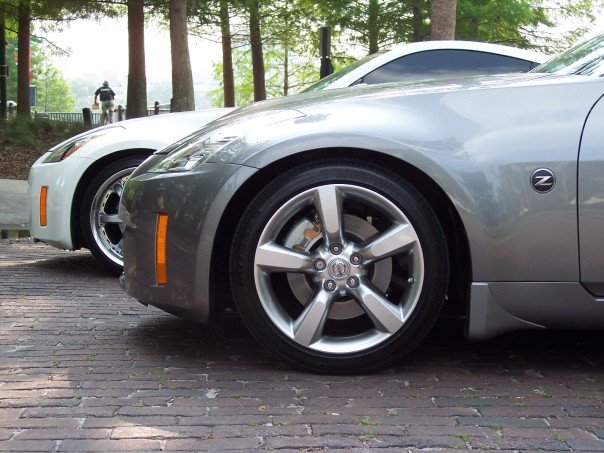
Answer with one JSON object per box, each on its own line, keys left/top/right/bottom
{"left": 32, "top": 102, "right": 171, "bottom": 125}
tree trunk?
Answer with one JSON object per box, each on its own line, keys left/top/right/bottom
{"left": 17, "top": 0, "right": 31, "bottom": 118}
{"left": 283, "top": 41, "right": 289, "bottom": 96}
{"left": 367, "top": 0, "right": 379, "bottom": 54}
{"left": 169, "top": 0, "right": 195, "bottom": 111}
{"left": 248, "top": 0, "right": 266, "bottom": 102}
{"left": 126, "top": 0, "right": 147, "bottom": 119}
{"left": 431, "top": 0, "right": 457, "bottom": 40}
{"left": 0, "top": 14, "right": 7, "bottom": 121}
{"left": 219, "top": 0, "right": 235, "bottom": 107}
{"left": 412, "top": 0, "right": 424, "bottom": 42}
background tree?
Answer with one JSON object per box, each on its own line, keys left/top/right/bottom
{"left": 432, "top": 0, "right": 457, "bottom": 39}
{"left": 69, "top": 76, "right": 98, "bottom": 110}
{"left": 0, "top": 0, "right": 114, "bottom": 117}
{"left": 169, "top": 0, "right": 195, "bottom": 111}
{"left": 16, "top": 0, "right": 31, "bottom": 117}
{"left": 35, "top": 62, "right": 74, "bottom": 111}
{"left": 126, "top": 0, "right": 147, "bottom": 118}
{"left": 209, "top": 41, "right": 317, "bottom": 107}
{"left": 187, "top": 0, "right": 237, "bottom": 107}
{"left": 312, "top": 0, "right": 419, "bottom": 54}
{"left": 4, "top": 38, "right": 75, "bottom": 111}
{"left": 456, "top": 0, "right": 598, "bottom": 52}
{"left": 246, "top": 0, "right": 266, "bottom": 101}
{"left": 218, "top": 0, "right": 235, "bottom": 107}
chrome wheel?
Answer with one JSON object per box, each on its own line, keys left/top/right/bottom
{"left": 89, "top": 168, "right": 132, "bottom": 268}
{"left": 253, "top": 184, "right": 424, "bottom": 354}
{"left": 81, "top": 156, "right": 147, "bottom": 273}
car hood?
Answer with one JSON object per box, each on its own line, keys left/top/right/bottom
{"left": 117, "top": 108, "right": 235, "bottom": 134}
{"left": 197, "top": 70, "right": 603, "bottom": 169}
{"left": 221, "top": 72, "right": 557, "bottom": 119}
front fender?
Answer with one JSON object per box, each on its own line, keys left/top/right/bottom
{"left": 209, "top": 80, "right": 600, "bottom": 282}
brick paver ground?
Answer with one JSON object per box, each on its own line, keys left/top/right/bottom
{"left": 1, "top": 239, "right": 603, "bottom": 452}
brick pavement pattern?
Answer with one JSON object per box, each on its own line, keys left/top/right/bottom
{"left": 0, "top": 239, "right": 603, "bottom": 452}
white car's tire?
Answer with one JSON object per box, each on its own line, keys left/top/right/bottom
{"left": 80, "top": 156, "right": 146, "bottom": 273}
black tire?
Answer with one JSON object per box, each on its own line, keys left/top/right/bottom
{"left": 230, "top": 160, "right": 448, "bottom": 373}
{"left": 80, "top": 156, "right": 146, "bottom": 274}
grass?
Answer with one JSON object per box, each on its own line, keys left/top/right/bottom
{"left": 360, "top": 416, "right": 379, "bottom": 426}
{"left": 0, "top": 116, "right": 90, "bottom": 149}
{"left": 454, "top": 433, "right": 472, "bottom": 442}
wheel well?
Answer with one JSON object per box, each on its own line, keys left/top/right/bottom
{"left": 70, "top": 149, "right": 154, "bottom": 249}
{"left": 210, "top": 148, "right": 472, "bottom": 317}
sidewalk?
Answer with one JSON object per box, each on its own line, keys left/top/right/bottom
{"left": 0, "top": 179, "right": 29, "bottom": 230}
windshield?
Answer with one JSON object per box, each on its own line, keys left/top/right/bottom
{"left": 531, "top": 33, "right": 604, "bottom": 76}
{"left": 302, "top": 51, "right": 386, "bottom": 92}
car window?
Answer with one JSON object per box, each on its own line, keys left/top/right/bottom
{"left": 531, "top": 33, "right": 604, "bottom": 76}
{"left": 302, "top": 51, "right": 386, "bottom": 92}
{"left": 358, "top": 49, "right": 534, "bottom": 85}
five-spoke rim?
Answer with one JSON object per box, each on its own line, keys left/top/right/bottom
{"left": 253, "top": 184, "right": 424, "bottom": 354}
{"left": 89, "top": 168, "right": 133, "bottom": 266}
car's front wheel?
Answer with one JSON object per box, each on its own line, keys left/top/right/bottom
{"left": 230, "top": 161, "right": 448, "bottom": 373}
{"left": 80, "top": 156, "right": 146, "bottom": 273}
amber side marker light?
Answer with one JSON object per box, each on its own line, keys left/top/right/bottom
{"left": 39, "top": 186, "right": 48, "bottom": 227}
{"left": 156, "top": 213, "right": 168, "bottom": 285}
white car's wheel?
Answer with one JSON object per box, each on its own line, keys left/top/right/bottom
{"left": 80, "top": 156, "right": 146, "bottom": 273}
{"left": 230, "top": 161, "right": 449, "bottom": 373}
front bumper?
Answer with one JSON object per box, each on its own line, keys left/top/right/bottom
{"left": 119, "top": 161, "right": 257, "bottom": 323}
{"left": 28, "top": 154, "right": 93, "bottom": 250}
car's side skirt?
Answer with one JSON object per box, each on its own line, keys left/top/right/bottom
{"left": 466, "top": 282, "right": 604, "bottom": 340}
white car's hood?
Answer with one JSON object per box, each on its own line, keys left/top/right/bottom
{"left": 118, "top": 108, "right": 235, "bottom": 135}
{"left": 72, "top": 108, "right": 236, "bottom": 159}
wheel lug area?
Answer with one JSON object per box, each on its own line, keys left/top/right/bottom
{"left": 329, "top": 243, "right": 343, "bottom": 255}
{"left": 346, "top": 276, "right": 359, "bottom": 288}
{"left": 324, "top": 280, "right": 337, "bottom": 291}
{"left": 350, "top": 253, "right": 362, "bottom": 265}
{"left": 314, "top": 258, "right": 326, "bottom": 271}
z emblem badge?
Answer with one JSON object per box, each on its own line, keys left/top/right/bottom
{"left": 531, "top": 168, "right": 556, "bottom": 193}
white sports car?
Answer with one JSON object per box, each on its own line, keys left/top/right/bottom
{"left": 28, "top": 41, "right": 545, "bottom": 272}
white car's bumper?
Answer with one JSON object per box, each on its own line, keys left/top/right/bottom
{"left": 28, "top": 154, "right": 93, "bottom": 250}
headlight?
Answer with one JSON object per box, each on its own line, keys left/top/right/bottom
{"left": 149, "top": 109, "right": 304, "bottom": 172}
{"left": 149, "top": 130, "right": 238, "bottom": 172}
{"left": 43, "top": 126, "right": 121, "bottom": 163}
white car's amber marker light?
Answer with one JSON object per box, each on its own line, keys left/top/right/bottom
{"left": 39, "top": 186, "right": 48, "bottom": 227}
{"left": 156, "top": 213, "right": 168, "bottom": 285}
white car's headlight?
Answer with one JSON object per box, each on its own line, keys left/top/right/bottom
{"left": 149, "top": 109, "right": 304, "bottom": 173}
{"left": 43, "top": 126, "right": 122, "bottom": 163}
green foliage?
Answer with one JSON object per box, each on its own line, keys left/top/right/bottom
{"left": 0, "top": 116, "right": 89, "bottom": 148}
{"left": 69, "top": 77, "right": 99, "bottom": 111}
{"left": 4, "top": 38, "right": 75, "bottom": 111}
{"left": 0, "top": 0, "right": 114, "bottom": 22}
{"left": 456, "top": 0, "right": 600, "bottom": 52}
{"left": 210, "top": 43, "right": 318, "bottom": 107}
{"left": 317, "top": 0, "right": 421, "bottom": 52}
{"left": 457, "top": 0, "right": 548, "bottom": 47}
{"left": 35, "top": 64, "right": 75, "bottom": 112}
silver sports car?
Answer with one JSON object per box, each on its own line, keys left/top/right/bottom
{"left": 120, "top": 34, "right": 604, "bottom": 373}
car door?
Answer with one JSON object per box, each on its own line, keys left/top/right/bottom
{"left": 578, "top": 93, "right": 604, "bottom": 295}
{"left": 355, "top": 49, "right": 535, "bottom": 85}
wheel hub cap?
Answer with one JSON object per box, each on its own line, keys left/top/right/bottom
{"left": 328, "top": 258, "right": 350, "bottom": 279}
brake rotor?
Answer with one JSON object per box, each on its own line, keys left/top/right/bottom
{"left": 284, "top": 214, "right": 392, "bottom": 320}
